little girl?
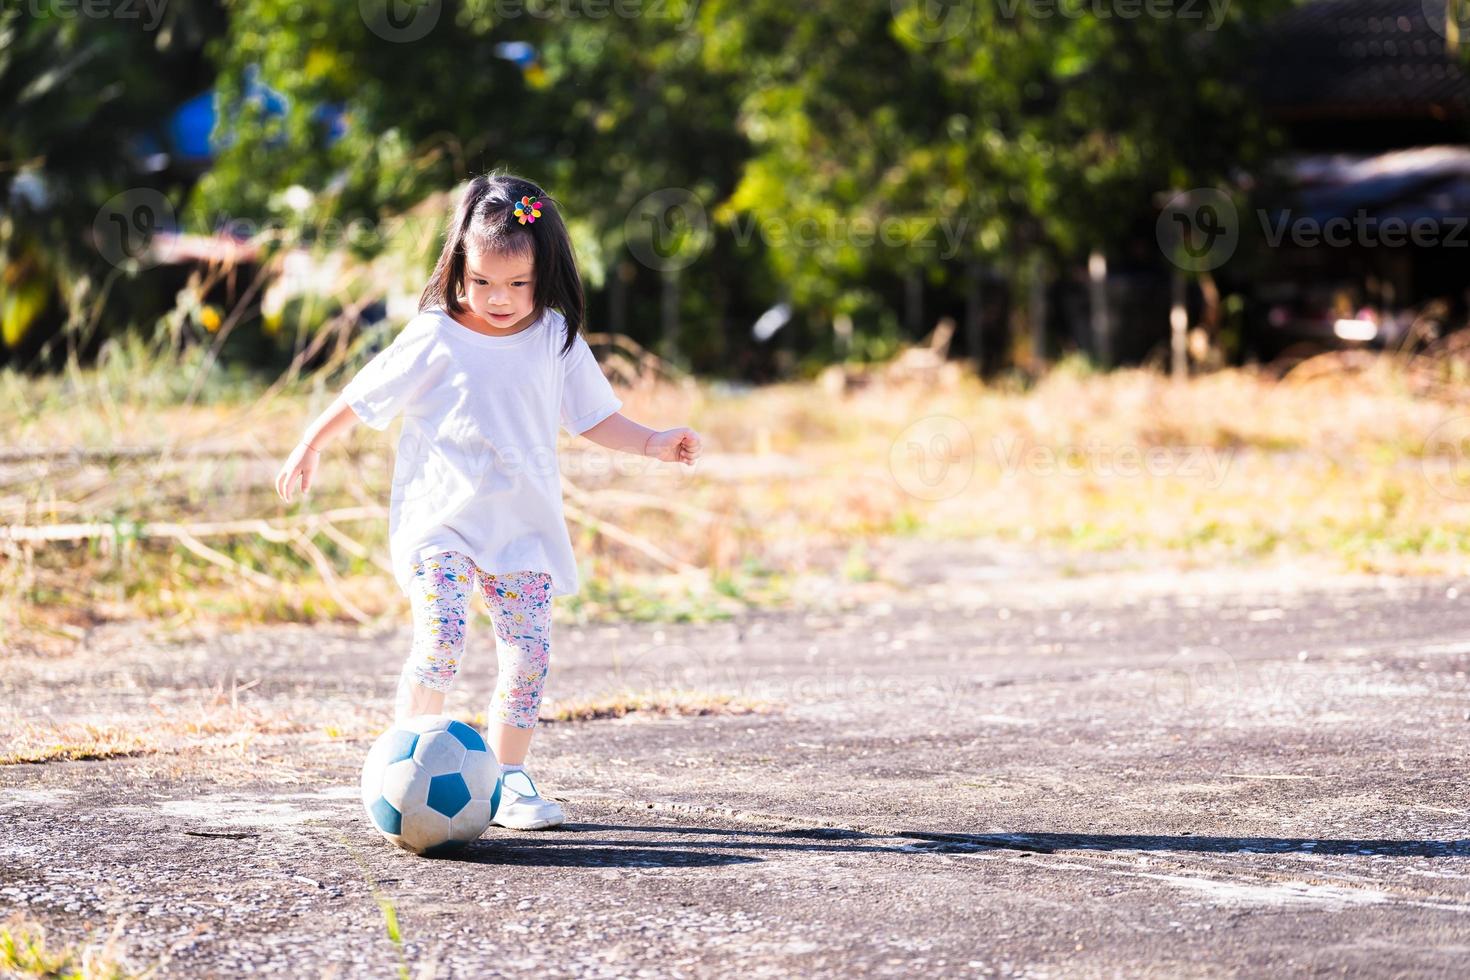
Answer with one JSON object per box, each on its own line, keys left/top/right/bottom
{"left": 273, "top": 172, "right": 702, "bottom": 830}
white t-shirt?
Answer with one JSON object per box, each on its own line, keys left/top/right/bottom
{"left": 341, "top": 305, "right": 623, "bottom": 598}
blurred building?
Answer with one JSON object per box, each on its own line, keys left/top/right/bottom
{"left": 1244, "top": 0, "right": 1470, "bottom": 360}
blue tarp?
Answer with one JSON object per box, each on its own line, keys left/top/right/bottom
{"left": 137, "top": 67, "right": 345, "bottom": 167}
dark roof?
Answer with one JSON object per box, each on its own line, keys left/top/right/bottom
{"left": 1258, "top": 0, "right": 1470, "bottom": 120}
{"left": 1268, "top": 145, "right": 1470, "bottom": 222}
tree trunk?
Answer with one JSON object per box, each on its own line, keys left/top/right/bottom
{"left": 1029, "top": 254, "right": 1047, "bottom": 370}
{"left": 609, "top": 259, "right": 628, "bottom": 336}
{"left": 904, "top": 271, "right": 923, "bottom": 337}
{"left": 965, "top": 259, "right": 985, "bottom": 373}
{"left": 1088, "top": 250, "right": 1111, "bottom": 368}
{"left": 660, "top": 267, "right": 680, "bottom": 364}
{"left": 1170, "top": 268, "right": 1188, "bottom": 380}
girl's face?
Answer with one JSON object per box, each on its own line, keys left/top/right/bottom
{"left": 457, "top": 246, "right": 536, "bottom": 335}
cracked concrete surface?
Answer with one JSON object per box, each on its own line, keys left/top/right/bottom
{"left": 3, "top": 537, "right": 1469, "bottom": 977}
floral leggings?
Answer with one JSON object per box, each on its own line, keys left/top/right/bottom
{"left": 394, "top": 550, "right": 554, "bottom": 730}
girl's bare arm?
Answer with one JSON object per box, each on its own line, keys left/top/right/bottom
{"left": 578, "top": 411, "right": 657, "bottom": 455}
{"left": 299, "top": 394, "right": 362, "bottom": 452}
{"left": 275, "top": 395, "right": 363, "bottom": 502}
{"left": 580, "top": 412, "right": 702, "bottom": 466}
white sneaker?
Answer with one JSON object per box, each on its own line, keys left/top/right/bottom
{"left": 492, "top": 768, "right": 565, "bottom": 830}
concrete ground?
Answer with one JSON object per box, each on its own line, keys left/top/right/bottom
{"left": 3, "top": 537, "right": 1470, "bottom": 977}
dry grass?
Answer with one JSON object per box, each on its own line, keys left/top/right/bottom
{"left": 919, "top": 357, "right": 1470, "bottom": 573}
{"left": 0, "top": 912, "right": 162, "bottom": 979}
{"left": 6, "top": 338, "right": 1470, "bottom": 658}
{"left": 0, "top": 673, "right": 772, "bottom": 770}
{"left": 443, "top": 690, "right": 778, "bottom": 730}
{"left": 0, "top": 676, "right": 318, "bottom": 766}
{"left": 0, "top": 723, "right": 157, "bottom": 765}
{"left": 535, "top": 688, "right": 779, "bottom": 723}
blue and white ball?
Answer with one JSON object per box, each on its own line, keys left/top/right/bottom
{"left": 360, "top": 716, "right": 501, "bottom": 856}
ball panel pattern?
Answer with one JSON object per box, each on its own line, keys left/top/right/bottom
{"left": 398, "top": 805, "right": 452, "bottom": 854}
{"left": 361, "top": 727, "right": 418, "bottom": 805}
{"left": 380, "top": 757, "right": 430, "bottom": 811}
{"left": 368, "top": 797, "right": 402, "bottom": 836}
{"left": 446, "top": 719, "right": 487, "bottom": 753}
{"left": 449, "top": 799, "right": 493, "bottom": 842}
{"left": 360, "top": 755, "right": 384, "bottom": 809}
{"left": 361, "top": 718, "right": 503, "bottom": 855}
{"left": 426, "top": 772, "right": 471, "bottom": 819}
{"left": 378, "top": 729, "right": 420, "bottom": 765}
{"left": 414, "top": 730, "right": 466, "bottom": 777}
{"left": 461, "top": 749, "right": 500, "bottom": 801}
{"left": 400, "top": 715, "right": 453, "bottom": 735}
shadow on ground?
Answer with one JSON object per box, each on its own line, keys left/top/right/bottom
{"left": 424, "top": 821, "right": 1470, "bottom": 866}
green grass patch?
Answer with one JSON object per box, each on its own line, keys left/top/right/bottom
{"left": 0, "top": 913, "right": 160, "bottom": 978}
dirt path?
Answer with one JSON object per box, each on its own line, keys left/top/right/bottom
{"left": 4, "top": 537, "right": 1470, "bottom": 977}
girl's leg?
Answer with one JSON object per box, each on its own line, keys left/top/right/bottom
{"left": 493, "top": 724, "right": 536, "bottom": 769}
{"left": 394, "top": 551, "right": 476, "bottom": 725}
{"left": 474, "top": 569, "right": 554, "bottom": 765}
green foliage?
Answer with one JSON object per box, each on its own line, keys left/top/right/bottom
{"left": 702, "top": 0, "right": 1291, "bottom": 318}
{"left": 194, "top": 0, "right": 751, "bottom": 371}
{"left": 0, "top": 1, "right": 230, "bottom": 364}
{"left": 5, "top": 0, "right": 1294, "bottom": 376}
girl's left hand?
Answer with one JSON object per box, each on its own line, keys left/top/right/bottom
{"left": 645, "top": 427, "right": 703, "bottom": 466}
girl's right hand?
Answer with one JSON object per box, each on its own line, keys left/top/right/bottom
{"left": 275, "top": 442, "right": 320, "bottom": 503}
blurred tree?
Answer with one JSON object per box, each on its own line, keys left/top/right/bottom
{"left": 699, "top": 0, "right": 1291, "bottom": 365}
{"left": 0, "top": 0, "right": 228, "bottom": 368}
{"left": 195, "top": 0, "right": 752, "bottom": 372}
{"left": 4, "top": 0, "right": 1295, "bottom": 377}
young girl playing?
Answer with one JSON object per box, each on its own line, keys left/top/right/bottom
{"left": 273, "top": 172, "right": 702, "bottom": 830}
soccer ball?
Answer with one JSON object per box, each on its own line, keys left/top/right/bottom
{"left": 360, "top": 715, "right": 502, "bottom": 856}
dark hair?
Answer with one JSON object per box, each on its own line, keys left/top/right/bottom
{"left": 419, "top": 171, "right": 583, "bottom": 358}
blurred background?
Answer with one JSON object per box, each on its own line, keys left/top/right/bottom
{"left": 6, "top": 0, "right": 1470, "bottom": 652}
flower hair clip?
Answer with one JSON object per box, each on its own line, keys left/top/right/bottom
{"left": 514, "top": 196, "right": 542, "bottom": 224}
